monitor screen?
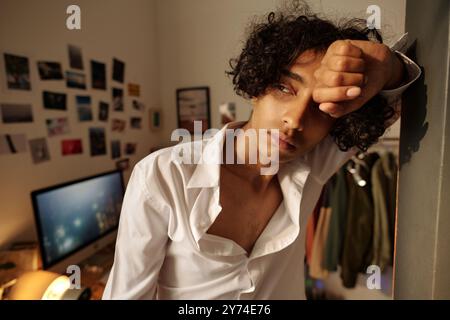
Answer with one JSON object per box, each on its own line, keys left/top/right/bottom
{"left": 31, "top": 170, "right": 124, "bottom": 269}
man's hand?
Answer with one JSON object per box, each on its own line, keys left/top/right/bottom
{"left": 312, "top": 40, "right": 405, "bottom": 118}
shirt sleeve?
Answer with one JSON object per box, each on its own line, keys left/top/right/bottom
{"left": 379, "top": 51, "right": 422, "bottom": 127}
{"left": 102, "top": 164, "right": 170, "bottom": 300}
{"left": 306, "top": 46, "right": 421, "bottom": 185}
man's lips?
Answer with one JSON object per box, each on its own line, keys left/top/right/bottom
{"left": 279, "top": 132, "right": 297, "bottom": 148}
{"left": 269, "top": 131, "right": 297, "bottom": 150}
{"left": 278, "top": 137, "right": 296, "bottom": 150}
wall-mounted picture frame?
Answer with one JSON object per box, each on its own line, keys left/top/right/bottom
{"left": 149, "top": 108, "right": 162, "bottom": 131}
{"left": 176, "top": 86, "right": 211, "bottom": 134}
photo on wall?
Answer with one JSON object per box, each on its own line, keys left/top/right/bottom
{"left": 37, "top": 61, "right": 63, "bottom": 80}
{"left": 219, "top": 102, "right": 236, "bottom": 125}
{"left": 132, "top": 100, "right": 145, "bottom": 112}
{"left": 61, "top": 139, "right": 83, "bottom": 156}
{"left": 91, "top": 60, "right": 106, "bottom": 90}
{"left": 124, "top": 142, "right": 136, "bottom": 155}
{"left": 112, "top": 58, "right": 125, "bottom": 83}
{"left": 29, "top": 137, "right": 50, "bottom": 164}
{"left": 0, "top": 133, "right": 27, "bottom": 155}
{"left": 116, "top": 158, "right": 129, "bottom": 171}
{"left": 111, "top": 140, "right": 121, "bottom": 159}
{"left": 1, "top": 103, "right": 33, "bottom": 123}
{"left": 128, "top": 83, "right": 140, "bottom": 97}
{"left": 75, "top": 95, "right": 93, "bottom": 121}
{"left": 3, "top": 53, "right": 31, "bottom": 90}
{"left": 46, "top": 117, "right": 70, "bottom": 137}
{"left": 89, "top": 127, "right": 107, "bottom": 156}
{"left": 176, "top": 87, "right": 211, "bottom": 134}
{"left": 66, "top": 71, "right": 86, "bottom": 89}
{"left": 112, "top": 88, "right": 124, "bottom": 111}
{"left": 68, "top": 44, "right": 83, "bottom": 70}
{"left": 130, "top": 117, "right": 142, "bottom": 129}
{"left": 98, "top": 101, "right": 109, "bottom": 121}
{"left": 43, "top": 91, "right": 67, "bottom": 111}
{"left": 111, "top": 118, "right": 126, "bottom": 132}
{"left": 149, "top": 108, "right": 162, "bottom": 131}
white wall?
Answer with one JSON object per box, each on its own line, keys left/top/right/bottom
{"left": 0, "top": 0, "right": 160, "bottom": 249}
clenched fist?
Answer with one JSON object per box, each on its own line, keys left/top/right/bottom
{"left": 313, "top": 40, "right": 405, "bottom": 118}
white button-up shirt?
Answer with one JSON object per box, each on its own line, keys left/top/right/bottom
{"left": 102, "top": 52, "right": 420, "bottom": 300}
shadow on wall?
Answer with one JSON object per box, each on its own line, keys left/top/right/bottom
{"left": 399, "top": 42, "right": 428, "bottom": 168}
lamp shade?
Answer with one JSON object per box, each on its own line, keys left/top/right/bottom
{"left": 8, "top": 270, "right": 71, "bottom": 300}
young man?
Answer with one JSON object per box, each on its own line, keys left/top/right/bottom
{"left": 103, "top": 6, "right": 420, "bottom": 299}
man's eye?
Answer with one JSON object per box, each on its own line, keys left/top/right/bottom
{"left": 275, "top": 84, "right": 292, "bottom": 95}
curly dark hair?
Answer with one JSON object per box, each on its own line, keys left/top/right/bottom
{"left": 226, "top": 1, "right": 395, "bottom": 152}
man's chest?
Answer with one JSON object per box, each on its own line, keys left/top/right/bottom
{"left": 205, "top": 171, "right": 283, "bottom": 255}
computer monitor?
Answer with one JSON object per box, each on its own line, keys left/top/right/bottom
{"left": 31, "top": 170, "right": 125, "bottom": 274}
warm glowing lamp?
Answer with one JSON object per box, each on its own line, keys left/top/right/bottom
{"left": 7, "top": 270, "right": 91, "bottom": 300}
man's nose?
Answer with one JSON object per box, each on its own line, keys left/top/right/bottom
{"left": 281, "top": 100, "right": 309, "bottom": 131}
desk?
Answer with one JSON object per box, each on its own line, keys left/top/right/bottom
{"left": 1, "top": 242, "right": 115, "bottom": 300}
{"left": 79, "top": 243, "right": 115, "bottom": 300}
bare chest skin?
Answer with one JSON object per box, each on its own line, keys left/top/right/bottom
{"left": 206, "top": 165, "right": 284, "bottom": 256}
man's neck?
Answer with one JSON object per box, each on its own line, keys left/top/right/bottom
{"left": 220, "top": 121, "right": 281, "bottom": 193}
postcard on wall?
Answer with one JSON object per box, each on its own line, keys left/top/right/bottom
{"left": 130, "top": 117, "right": 142, "bottom": 129}
{"left": 111, "top": 140, "right": 121, "bottom": 159}
{"left": 116, "top": 158, "right": 129, "bottom": 171}
{"left": 68, "top": 44, "right": 83, "bottom": 70}
{"left": 176, "top": 87, "right": 211, "bottom": 134}
{"left": 76, "top": 95, "right": 93, "bottom": 121}
{"left": 66, "top": 71, "right": 86, "bottom": 89}
{"left": 89, "top": 127, "right": 107, "bottom": 156}
{"left": 219, "top": 102, "right": 236, "bottom": 125}
{"left": 91, "top": 60, "right": 106, "bottom": 90}
{"left": 43, "top": 91, "right": 67, "bottom": 111}
{"left": 111, "top": 118, "right": 126, "bottom": 132}
{"left": 0, "top": 133, "right": 27, "bottom": 155}
{"left": 29, "top": 137, "right": 50, "bottom": 164}
{"left": 149, "top": 108, "right": 162, "bottom": 131}
{"left": 112, "top": 58, "right": 125, "bottom": 83}
{"left": 37, "top": 61, "right": 63, "bottom": 80}
{"left": 46, "top": 117, "right": 70, "bottom": 137}
{"left": 98, "top": 101, "right": 109, "bottom": 121}
{"left": 1, "top": 103, "right": 33, "bottom": 123}
{"left": 112, "top": 88, "right": 124, "bottom": 111}
{"left": 132, "top": 99, "right": 145, "bottom": 112}
{"left": 4, "top": 53, "right": 31, "bottom": 90}
{"left": 61, "top": 139, "right": 83, "bottom": 156}
{"left": 124, "top": 142, "right": 136, "bottom": 155}
{"left": 128, "top": 83, "right": 140, "bottom": 97}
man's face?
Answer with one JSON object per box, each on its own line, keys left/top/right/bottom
{"left": 249, "top": 49, "right": 337, "bottom": 164}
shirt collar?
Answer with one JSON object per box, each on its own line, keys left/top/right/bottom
{"left": 184, "top": 121, "right": 312, "bottom": 254}
{"left": 186, "top": 120, "right": 247, "bottom": 189}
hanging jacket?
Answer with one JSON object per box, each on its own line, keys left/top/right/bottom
{"left": 305, "top": 190, "right": 323, "bottom": 267}
{"left": 323, "top": 167, "right": 348, "bottom": 272}
{"left": 371, "top": 151, "right": 398, "bottom": 271}
{"left": 309, "top": 179, "right": 334, "bottom": 279}
{"left": 340, "top": 153, "right": 379, "bottom": 288}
